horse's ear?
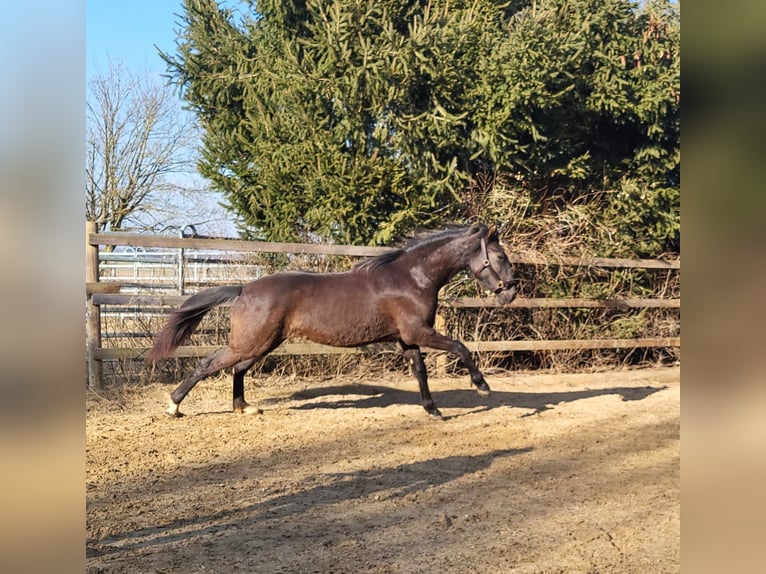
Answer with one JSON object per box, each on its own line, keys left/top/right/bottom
{"left": 486, "top": 224, "right": 498, "bottom": 241}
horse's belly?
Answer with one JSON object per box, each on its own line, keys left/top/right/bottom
{"left": 288, "top": 305, "right": 396, "bottom": 347}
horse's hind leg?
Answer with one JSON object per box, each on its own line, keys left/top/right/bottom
{"left": 166, "top": 347, "right": 242, "bottom": 416}
{"left": 232, "top": 358, "right": 262, "bottom": 415}
{"left": 401, "top": 344, "right": 442, "bottom": 419}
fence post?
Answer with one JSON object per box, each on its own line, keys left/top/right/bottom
{"left": 434, "top": 311, "right": 447, "bottom": 376}
{"left": 177, "top": 227, "right": 185, "bottom": 294}
{"left": 178, "top": 246, "right": 185, "bottom": 295}
{"left": 85, "top": 221, "right": 102, "bottom": 389}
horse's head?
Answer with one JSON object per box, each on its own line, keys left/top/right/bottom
{"left": 469, "top": 225, "right": 518, "bottom": 305}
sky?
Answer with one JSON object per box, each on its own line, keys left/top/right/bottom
{"left": 86, "top": 1, "right": 182, "bottom": 81}
{"left": 86, "top": 1, "right": 239, "bottom": 236}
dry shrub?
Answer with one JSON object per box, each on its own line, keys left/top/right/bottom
{"left": 97, "top": 180, "right": 679, "bottom": 387}
{"left": 452, "top": 173, "right": 680, "bottom": 372}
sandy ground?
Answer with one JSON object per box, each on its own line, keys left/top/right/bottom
{"left": 86, "top": 366, "right": 679, "bottom": 573}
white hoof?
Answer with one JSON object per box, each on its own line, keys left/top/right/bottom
{"left": 234, "top": 402, "right": 263, "bottom": 415}
{"left": 242, "top": 404, "right": 263, "bottom": 416}
{"left": 165, "top": 397, "right": 183, "bottom": 417}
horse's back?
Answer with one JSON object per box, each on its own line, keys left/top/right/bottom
{"left": 234, "top": 270, "right": 399, "bottom": 347}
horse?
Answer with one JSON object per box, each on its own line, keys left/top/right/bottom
{"left": 147, "top": 224, "right": 518, "bottom": 418}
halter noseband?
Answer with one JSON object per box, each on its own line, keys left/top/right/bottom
{"left": 472, "top": 237, "right": 515, "bottom": 294}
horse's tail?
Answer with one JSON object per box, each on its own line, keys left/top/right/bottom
{"left": 146, "top": 285, "right": 243, "bottom": 362}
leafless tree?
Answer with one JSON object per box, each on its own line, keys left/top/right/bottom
{"left": 86, "top": 61, "right": 201, "bottom": 233}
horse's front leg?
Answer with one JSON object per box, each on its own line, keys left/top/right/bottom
{"left": 401, "top": 343, "right": 442, "bottom": 418}
{"left": 404, "top": 328, "right": 491, "bottom": 397}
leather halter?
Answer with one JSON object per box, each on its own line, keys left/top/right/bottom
{"left": 471, "top": 237, "right": 513, "bottom": 293}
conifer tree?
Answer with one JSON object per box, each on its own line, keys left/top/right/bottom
{"left": 162, "top": 0, "right": 679, "bottom": 247}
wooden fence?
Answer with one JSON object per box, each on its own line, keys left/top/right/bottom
{"left": 85, "top": 222, "right": 680, "bottom": 388}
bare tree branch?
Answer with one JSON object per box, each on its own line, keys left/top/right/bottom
{"left": 86, "top": 61, "right": 200, "bottom": 233}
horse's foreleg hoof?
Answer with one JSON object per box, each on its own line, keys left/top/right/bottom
{"left": 427, "top": 408, "right": 444, "bottom": 420}
{"left": 473, "top": 379, "right": 491, "bottom": 397}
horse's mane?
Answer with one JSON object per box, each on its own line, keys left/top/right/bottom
{"left": 352, "top": 225, "right": 480, "bottom": 274}
{"left": 352, "top": 249, "right": 404, "bottom": 273}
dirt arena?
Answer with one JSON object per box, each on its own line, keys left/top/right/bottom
{"left": 86, "top": 366, "right": 679, "bottom": 573}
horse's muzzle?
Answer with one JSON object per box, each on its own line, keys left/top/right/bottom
{"left": 495, "top": 284, "right": 518, "bottom": 306}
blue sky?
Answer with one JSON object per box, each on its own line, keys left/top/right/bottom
{"left": 86, "top": 1, "right": 243, "bottom": 80}
{"left": 86, "top": 1, "right": 183, "bottom": 81}
{"left": 87, "top": 1, "right": 240, "bottom": 236}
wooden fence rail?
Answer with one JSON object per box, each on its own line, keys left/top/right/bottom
{"left": 90, "top": 230, "right": 681, "bottom": 269}
{"left": 91, "top": 293, "right": 680, "bottom": 309}
{"left": 85, "top": 223, "right": 680, "bottom": 388}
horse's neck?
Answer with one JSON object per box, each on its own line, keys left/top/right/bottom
{"left": 398, "top": 241, "right": 469, "bottom": 290}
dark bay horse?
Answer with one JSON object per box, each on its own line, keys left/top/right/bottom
{"left": 147, "top": 224, "right": 517, "bottom": 418}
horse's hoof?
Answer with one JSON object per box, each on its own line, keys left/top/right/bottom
{"left": 473, "top": 380, "right": 491, "bottom": 397}
{"left": 428, "top": 409, "right": 444, "bottom": 420}
{"left": 234, "top": 401, "right": 263, "bottom": 415}
{"left": 165, "top": 406, "right": 184, "bottom": 417}
{"left": 165, "top": 396, "right": 183, "bottom": 417}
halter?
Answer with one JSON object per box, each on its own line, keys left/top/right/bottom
{"left": 471, "top": 237, "right": 516, "bottom": 294}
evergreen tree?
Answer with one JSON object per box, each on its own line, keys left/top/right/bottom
{"left": 471, "top": 0, "right": 679, "bottom": 189}
{"left": 163, "top": 0, "right": 679, "bottom": 247}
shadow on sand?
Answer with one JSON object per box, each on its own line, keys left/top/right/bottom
{"left": 88, "top": 447, "right": 531, "bottom": 557}
{"left": 289, "top": 382, "right": 667, "bottom": 419}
